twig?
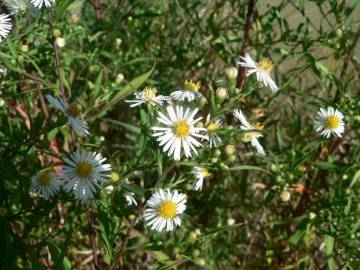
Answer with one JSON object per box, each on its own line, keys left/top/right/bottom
{"left": 236, "top": 0, "right": 256, "bottom": 88}
{"left": 86, "top": 207, "right": 100, "bottom": 270}
{"left": 95, "top": 0, "right": 101, "bottom": 21}
{"left": 48, "top": 11, "right": 67, "bottom": 103}
{"left": 334, "top": 27, "right": 360, "bottom": 101}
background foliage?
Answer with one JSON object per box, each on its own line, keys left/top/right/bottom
{"left": 1, "top": 0, "right": 360, "bottom": 269}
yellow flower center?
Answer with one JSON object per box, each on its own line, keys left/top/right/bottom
{"left": 174, "top": 120, "right": 190, "bottom": 138}
{"left": 184, "top": 80, "right": 201, "bottom": 92}
{"left": 258, "top": 58, "right": 274, "bottom": 73}
{"left": 143, "top": 86, "right": 157, "bottom": 100}
{"left": 207, "top": 122, "right": 219, "bottom": 133}
{"left": 200, "top": 168, "right": 212, "bottom": 177}
{"left": 159, "top": 200, "right": 177, "bottom": 219}
{"left": 75, "top": 162, "right": 93, "bottom": 177}
{"left": 326, "top": 115, "right": 340, "bottom": 129}
{"left": 243, "top": 122, "right": 264, "bottom": 142}
{"left": 67, "top": 104, "right": 82, "bottom": 118}
{"left": 37, "top": 173, "right": 52, "bottom": 186}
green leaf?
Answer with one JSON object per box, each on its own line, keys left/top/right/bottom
{"left": 289, "top": 228, "right": 306, "bottom": 246}
{"left": 92, "top": 65, "right": 155, "bottom": 119}
{"left": 325, "top": 235, "right": 336, "bottom": 270}
{"left": 229, "top": 165, "right": 272, "bottom": 175}
{"left": 350, "top": 170, "right": 360, "bottom": 188}
{"left": 47, "top": 240, "right": 73, "bottom": 270}
{"left": 67, "top": 0, "right": 85, "bottom": 10}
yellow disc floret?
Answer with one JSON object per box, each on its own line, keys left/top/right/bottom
{"left": 184, "top": 80, "right": 201, "bottom": 92}
{"left": 159, "top": 200, "right": 177, "bottom": 219}
{"left": 258, "top": 58, "right": 274, "bottom": 73}
{"left": 67, "top": 104, "right": 82, "bottom": 118}
{"left": 326, "top": 115, "right": 340, "bottom": 129}
{"left": 75, "top": 162, "right": 93, "bottom": 177}
{"left": 243, "top": 122, "right": 264, "bottom": 142}
{"left": 174, "top": 120, "right": 190, "bottom": 138}
{"left": 207, "top": 122, "right": 219, "bottom": 133}
{"left": 37, "top": 173, "right": 52, "bottom": 186}
{"left": 143, "top": 86, "right": 157, "bottom": 101}
{"left": 200, "top": 168, "right": 212, "bottom": 177}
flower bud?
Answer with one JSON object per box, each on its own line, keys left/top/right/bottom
{"left": 128, "top": 214, "right": 136, "bottom": 220}
{"left": 189, "top": 231, "right": 197, "bottom": 241}
{"left": 194, "top": 258, "right": 206, "bottom": 266}
{"left": 21, "top": 44, "right": 29, "bottom": 53}
{"left": 116, "top": 38, "right": 122, "bottom": 47}
{"left": 185, "top": 183, "right": 193, "bottom": 190}
{"left": 227, "top": 155, "right": 236, "bottom": 163}
{"left": 53, "top": 29, "right": 62, "bottom": 38}
{"left": 280, "top": 190, "right": 291, "bottom": 202}
{"left": 55, "top": 37, "right": 65, "bottom": 48}
{"left": 212, "top": 149, "right": 221, "bottom": 158}
{"left": 116, "top": 73, "right": 124, "bottom": 84}
{"left": 224, "top": 144, "right": 236, "bottom": 156}
{"left": 227, "top": 218, "right": 235, "bottom": 226}
{"left": 198, "top": 96, "right": 207, "bottom": 108}
{"left": 192, "top": 249, "right": 200, "bottom": 257}
{"left": 225, "top": 67, "right": 238, "bottom": 80}
{"left": 216, "top": 87, "right": 227, "bottom": 102}
{"left": 111, "top": 172, "right": 120, "bottom": 182}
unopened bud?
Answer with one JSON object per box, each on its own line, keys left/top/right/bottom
{"left": 21, "top": 44, "right": 29, "bottom": 53}
{"left": 216, "top": 87, "right": 227, "bottom": 102}
{"left": 280, "top": 190, "right": 291, "bottom": 202}
{"left": 189, "top": 231, "right": 197, "bottom": 241}
{"left": 225, "top": 144, "right": 236, "bottom": 156}
{"left": 116, "top": 73, "right": 124, "bottom": 84}
{"left": 192, "top": 249, "right": 200, "bottom": 257}
{"left": 55, "top": 37, "right": 65, "bottom": 48}
{"left": 194, "top": 258, "right": 206, "bottom": 266}
{"left": 225, "top": 67, "right": 238, "bottom": 80}
{"left": 53, "top": 29, "right": 62, "bottom": 38}
{"left": 227, "top": 218, "right": 236, "bottom": 226}
{"left": 198, "top": 96, "right": 207, "bottom": 108}
{"left": 111, "top": 172, "right": 119, "bottom": 182}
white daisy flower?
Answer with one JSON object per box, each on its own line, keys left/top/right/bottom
{"left": 203, "top": 114, "right": 222, "bottom": 148}
{"left": 233, "top": 109, "right": 266, "bottom": 156}
{"left": 152, "top": 105, "right": 206, "bottom": 160}
{"left": 125, "top": 86, "right": 170, "bottom": 107}
{"left": 30, "top": 0, "right": 55, "bottom": 8}
{"left": 315, "top": 107, "right": 345, "bottom": 138}
{"left": 192, "top": 167, "right": 211, "bottom": 191}
{"left": 238, "top": 53, "right": 279, "bottom": 93}
{"left": 62, "top": 150, "right": 112, "bottom": 203}
{"left": 31, "top": 171, "right": 62, "bottom": 199}
{"left": 170, "top": 80, "right": 203, "bottom": 102}
{"left": 46, "top": 94, "right": 89, "bottom": 137}
{"left": 0, "top": 13, "right": 12, "bottom": 42}
{"left": 144, "top": 189, "right": 186, "bottom": 232}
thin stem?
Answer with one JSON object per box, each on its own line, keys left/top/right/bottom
{"left": 86, "top": 207, "right": 100, "bottom": 270}
{"left": 48, "top": 11, "right": 67, "bottom": 103}
{"left": 236, "top": 0, "right": 256, "bottom": 89}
